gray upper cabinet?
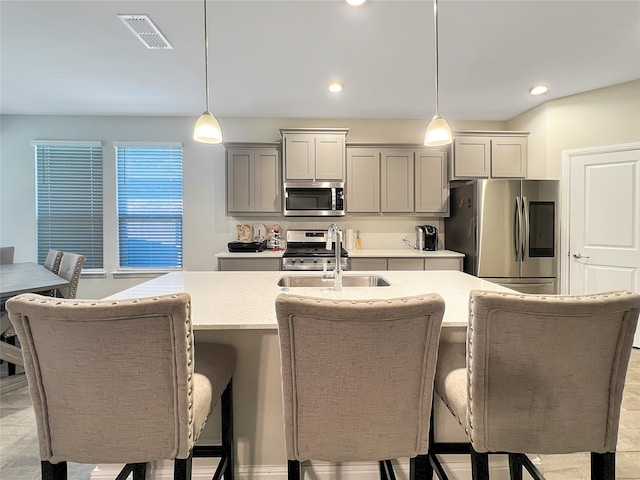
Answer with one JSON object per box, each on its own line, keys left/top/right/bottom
{"left": 347, "top": 148, "right": 380, "bottom": 213}
{"left": 346, "top": 145, "right": 449, "bottom": 216}
{"left": 226, "top": 144, "right": 281, "bottom": 215}
{"left": 452, "top": 131, "right": 528, "bottom": 179}
{"left": 381, "top": 150, "right": 414, "bottom": 213}
{"left": 281, "top": 128, "right": 348, "bottom": 182}
{"left": 415, "top": 150, "right": 449, "bottom": 214}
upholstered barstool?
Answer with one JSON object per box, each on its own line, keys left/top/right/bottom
{"left": 275, "top": 293, "right": 446, "bottom": 480}
{"left": 6, "top": 292, "right": 236, "bottom": 480}
{"left": 430, "top": 290, "right": 640, "bottom": 480}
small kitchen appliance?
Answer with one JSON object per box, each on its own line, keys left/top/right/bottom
{"left": 415, "top": 225, "right": 438, "bottom": 251}
{"left": 282, "top": 229, "right": 349, "bottom": 271}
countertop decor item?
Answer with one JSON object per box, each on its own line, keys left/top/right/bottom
{"left": 193, "top": 0, "right": 223, "bottom": 144}
{"left": 423, "top": 0, "right": 452, "bottom": 146}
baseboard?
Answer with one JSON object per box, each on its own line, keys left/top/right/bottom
{"left": 91, "top": 455, "right": 542, "bottom": 480}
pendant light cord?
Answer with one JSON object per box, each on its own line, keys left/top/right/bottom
{"left": 433, "top": 0, "right": 440, "bottom": 117}
{"left": 203, "top": 0, "right": 210, "bottom": 112}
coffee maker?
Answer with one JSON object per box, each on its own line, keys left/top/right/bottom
{"left": 415, "top": 225, "right": 438, "bottom": 251}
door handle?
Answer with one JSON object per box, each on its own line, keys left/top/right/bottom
{"left": 572, "top": 253, "right": 591, "bottom": 259}
{"left": 514, "top": 197, "right": 522, "bottom": 261}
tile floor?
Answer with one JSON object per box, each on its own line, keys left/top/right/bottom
{"left": 1, "top": 350, "right": 639, "bottom": 480}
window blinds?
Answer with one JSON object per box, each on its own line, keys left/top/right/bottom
{"left": 34, "top": 141, "right": 104, "bottom": 269}
{"left": 115, "top": 144, "right": 183, "bottom": 269}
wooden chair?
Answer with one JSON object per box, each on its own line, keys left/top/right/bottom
{"left": 275, "top": 293, "right": 445, "bottom": 480}
{"left": 6, "top": 292, "right": 236, "bottom": 480}
{"left": 430, "top": 290, "right": 640, "bottom": 480}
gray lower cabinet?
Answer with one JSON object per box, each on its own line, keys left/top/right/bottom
{"left": 218, "top": 258, "right": 281, "bottom": 271}
{"left": 346, "top": 145, "right": 449, "bottom": 215}
{"left": 350, "top": 257, "right": 462, "bottom": 271}
{"left": 226, "top": 145, "right": 281, "bottom": 215}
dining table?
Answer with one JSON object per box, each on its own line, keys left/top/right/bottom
{"left": 0, "top": 262, "right": 70, "bottom": 393}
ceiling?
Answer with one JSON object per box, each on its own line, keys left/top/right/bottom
{"left": 1, "top": 0, "right": 639, "bottom": 121}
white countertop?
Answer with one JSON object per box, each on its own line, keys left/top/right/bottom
{"left": 107, "top": 270, "right": 512, "bottom": 330}
{"left": 348, "top": 249, "right": 463, "bottom": 258}
{"left": 215, "top": 248, "right": 463, "bottom": 259}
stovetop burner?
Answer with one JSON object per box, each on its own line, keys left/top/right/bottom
{"left": 282, "top": 245, "right": 349, "bottom": 258}
{"left": 282, "top": 229, "right": 349, "bottom": 270}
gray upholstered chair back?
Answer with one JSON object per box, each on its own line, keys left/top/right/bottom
{"left": 56, "top": 252, "right": 85, "bottom": 298}
{"left": 465, "top": 290, "right": 640, "bottom": 454}
{"left": 275, "top": 293, "right": 445, "bottom": 462}
{"left": 0, "top": 246, "right": 15, "bottom": 264}
{"left": 43, "top": 249, "right": 63, "bottom": 274}
{"left": 6, "top": 292, "right": 205, "bottom": 465}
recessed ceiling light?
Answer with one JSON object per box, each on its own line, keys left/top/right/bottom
{"left": 529, "top": 85, "right": 549, "bottom": 96}
{"left": 346, "top": 0, "right": 368, "bottom": 5}
{"left": 328, "top": 82, "right": 343, "bottom": 93}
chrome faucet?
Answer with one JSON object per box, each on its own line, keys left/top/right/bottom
{"left": 324, "top": 223, "right": 343, "bottom": 291}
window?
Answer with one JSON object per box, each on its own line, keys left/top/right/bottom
{"left": 33, "top": 141, "right": 104, "bottom": 269}
{"left": 115, "top": 143, "right": 183, "bottom": 269}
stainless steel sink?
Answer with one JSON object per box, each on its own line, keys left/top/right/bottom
{"left": 277, "top": 274, "right": 390, "bottom": 288}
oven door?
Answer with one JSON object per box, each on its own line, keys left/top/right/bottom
{"left": 283, "top": 183, "right": 345, "bottom": 216}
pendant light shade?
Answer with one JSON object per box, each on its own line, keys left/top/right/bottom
{"left": 424, "top": 0, "right": 452, "bottom": 146}
{"left": 424, "top": 115, "right": 453, "bottom": 146}
{"left": 194, "top": 111, "right": 222, "bottom": 143}
{"left": 193, "top": 0, "right": 222, "bottom": 144}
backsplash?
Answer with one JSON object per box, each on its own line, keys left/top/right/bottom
{"left": 227, "top": 217, "right": 445, "bottom": 251}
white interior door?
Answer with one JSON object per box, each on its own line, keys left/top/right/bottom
{"left": 563, "top": 143, "right": 640, "bottom": 346}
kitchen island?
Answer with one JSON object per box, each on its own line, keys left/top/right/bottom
{"left": 101, "top": 271, "right": 514, "bottom": 480}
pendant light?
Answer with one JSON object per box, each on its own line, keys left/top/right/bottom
{"left": 193, "top": 0, "right": 222, "bottom": 144}
{"left": 424, "top": 0, "right": 452, "bottom": 146}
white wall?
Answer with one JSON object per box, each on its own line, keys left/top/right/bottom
{"left": 508, "top": 80, "right": 640, "bottom": 179}
{"left": 0, "top": 115, "right": 503, "bottom": 298}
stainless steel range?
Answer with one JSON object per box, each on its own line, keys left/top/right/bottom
{"left": 282, "top": 229, "right": 349, "bottom": 271}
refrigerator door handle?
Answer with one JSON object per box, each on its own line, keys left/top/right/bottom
{"left": 514, "top": 197, "right": 522, "bottom": 262}
{"left": 522, "top": 196, "right": 529, "bottom": 260}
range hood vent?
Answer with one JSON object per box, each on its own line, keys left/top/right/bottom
{"left": 118, "top": 14, "right": 173, "bottom": 50}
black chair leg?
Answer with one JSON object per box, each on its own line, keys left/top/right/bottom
{"left": 411, "top": 454, "right": 434, "bottom": 480}
{"left": 42, "top": 461, "right": 67, "bottom": 480}
{"left": 288, "top": 460, "right": 301, "bottom": 480}
{"left": 174, "top": 453, "right": 193, "bottom": 480}
{"left": 470, "top": 448, "right": 489, "bottom": 480}
{"left": 6, "top": 335, "right": 16, "bottom": 376}
{"left": 508, "top": 454, "right": 523, "bottom": 480}
{"left": 132, "top": 463, "right": 147, "bottom": 480}
{"left": 116, "top": 463, "right": 147, "bottom": 480}
{"left": 591, "top": 452, "right": 615, "bottom": 480}
{"left": 221, "top": 380, "right": 234, "bottom": 480}
{"left": 378, "top": 460, "right": 397, "bottom": 480}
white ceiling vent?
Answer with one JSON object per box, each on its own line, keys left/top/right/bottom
{"left": 118, "top": 15, "right": 173, "bottom": 49}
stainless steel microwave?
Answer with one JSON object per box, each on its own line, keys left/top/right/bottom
{"left": 283, "top": 182, "right": 345, "bottom": 217}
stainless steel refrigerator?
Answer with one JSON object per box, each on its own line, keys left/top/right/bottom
{"left": 445, "top": 179, "right": 559, "bottom": 294}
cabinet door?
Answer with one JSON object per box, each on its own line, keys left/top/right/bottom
{"left": 218, "top": 258, "right": 281, "bottom": 271}
{"left": 415, "top": 150, "right": 449, "bottom": 214}
{"left": 453, "top": 136, "right": 491, "bottom": 178}
{"left": 284, "top": 134, "right": 314, "bottom": 180}
{"left": 388, "top": 258, "right": 424, "bottom": 270}
{"left": 254, "top": 148, "right": 281, "bottom": 212}
{"left": 227, "top": 149, "right": 254, "bottom": 212}
{"left": 347, "top": 148, "right": 380, "bottom": 213}
{"left": 381, "top": 150, "right": 414, "bottom": 212}
{"left": 350, "top": 258, "right": 387, "bottom": 271}
{"left": 315, "top": 134, "right": 346, "bottom": 180}
{"left": 425, "top": 257, "right": 462, "bottom": 271}
{"left": 491, "top": 136, "right": 527, "bottom": 178}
